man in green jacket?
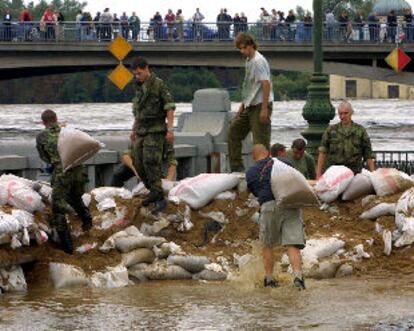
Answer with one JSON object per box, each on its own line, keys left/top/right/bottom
{"left": 130, "top": 56, "right": 175, "bottom": 214}
{"left": 287, "top": 138, "right": 316, "bottom": 180}
{"left": 316, "top": 101, "right": 375, "bottom": 179}
{"left": 36, "top": 109, "right": 92, "bottom": 254}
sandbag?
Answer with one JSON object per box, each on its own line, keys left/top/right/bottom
{"left": 115, "top": 235, "right": 166, "bottom": 253}
{"left": 394, "top": 218, "right": 414, "bottom": 247}
{"left": 0, "top": 265, "right": 27, "bottom": 292}
{"left": 395, "top": 187, "right": 414, "bottom": 232}
{"left": 91, "top": 187, "right": 132, "bottom": 203}
{"left": 370, "top": 168, "right": 414, "bottom": 197}
{"left": 128, "top": 263, "right": 150, "bottom": 281}
{"left": 168, "top": 173, "right": 240, "bottom": 209}
{"left": 89, "top": 265, "right": 129, "bottom": 288}
{"left": 305, "top": 260, "right": 343, "bottom": 279}
{"left": 167, "top": 255, "right": 210, "bottom": 273}
{"left": 0, "top": 211, "right": 21, "bottom": 234}
{"left": 342, "top": 170, "right": 375, "bottom": 201}
{"left": 359, "top": 203, "right": 396, "bottom": 220}
{"left": 301, "top": 238, "right": 345, "bottom": 268}
{"left": 57, "top": 127, "right": 101, "bottom": 172}
{"left": 271, "top": 158, "right": 319, "bottom": 208}
{"left": 314, "top": 166, "right": 354, "bottom": 203}
{"left": 144, "top": 261, "right": 192, "bottom": 280}
{"left": 49, "top": 263, "right": 89, "bottom": 289}
{"left": 193, "top": 269, "right": 227, "bottom": 281}
{"left": 0, "top": 179, "right": 44, "bottom": 213}
{"left": 153, "top": 242, "right": 184, "bottom": 259}
{"left": 121, "top": 248, "right": 155, "bottom": 268}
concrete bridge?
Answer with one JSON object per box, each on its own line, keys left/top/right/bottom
{"left": 1, "top": 42, "right": 414, "bottom": 85}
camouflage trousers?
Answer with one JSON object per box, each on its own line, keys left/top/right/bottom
{"left": 51, "top": 167, "right": 90, "bottom": 231}
{"left": 134, "top": 132, "right": 165, "bottom": 200}
{"left": 228, "top": 103, "right": 272, "bottom": 172}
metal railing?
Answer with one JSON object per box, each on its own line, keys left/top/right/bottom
{"left": 374, "top": 151, "right": 414, "bottom": 175}
{"left": 0, "top": 21, "right": 413, "bottom": 43}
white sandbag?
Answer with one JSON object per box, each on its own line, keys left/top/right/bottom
{"left": 215, "top": 191, "right": 236, "bottom": 200}
{"left": 168, "top": 173, "right": 240, "bottom": 209}
{"left": 370, "top": 168, "right": 414, "bottom": 197}
{"left": 199, "top": 211, "right": 229, "bottom": 225}
{"left": 57, "top": 127, "right": 101, "bottom": 172}
{"left": 0, "top": 179, "right": 44, "bottom": 213}
{"left": 383, "top": 230, "right": 392, "bottom": 256}
{"left": 76, "top": 242, "right": 97, "bottom": 253}
{"left": 395, "top": 187, "right": 414, "bottom": 232}
{"left": 121, "top": 248, "right": 155, "bottom": 268}
{"left": 49, "top": 263, "right": 89, "bottom": 289}
{"left": 394, "top": 217, "right": 414, "bottom": 247}
{"left": 0, "top": 211, "right": 21, "bottom": 234}
{"left": 0, "top": 266, "right": 27, "bottom": 292}
{"left": 128, "top": 263, "right": 150, "bottom": 281}
{"left": 271, "top": 158, "right": 319, "bottom": 208}
{"left": 305, "top": 260, "right": 343, "bottom": 279}
{"left": 314, "top": 166, "right": 354, "bottom": 203}
{"left": 89, "top": 265, "right": 129, "bottom": 289}
{"left": 81, "top": 193, "right": 91, "bottom": 207}
{"left": 11, "top": 210, "right": 34, "bottom": 228}
{"left": 91, "top": 187, "right": 132, "bottom": 203}
{"left": 144, "top": 261, "right": 192, "bottom": 280}
{"left": 342, "top": 170, "right": 375, "bottom": 201}
{"left": 167, "top": 255, "right": 210, "bottom": 273}
{"left": 193, "top": 269, "right": 227, "bottom": 281}
{"left": 132, "top": 182, "right": 149, "bottom": 196}
{"left": 96, "top": 197, "right": 117, "bottom": 212}
{"left": 301, "top": 238, "right": 345, "bottom": 268}
{"left": 38, "top": 183, "right": 53, "bottom": 203}
{"left": 335, "top": 264, "right": 354, "bottom": 278}
{"left": 351, "top": 244, "right": 370, "bottom": 261}
{"left": 359, "top": 203, "right": 396, "bottom": 220}
{"left": 140, "top": 217, "right": 170, "bottom": 236}
{"left": 115, "top": 235, "right": 166, "bottom": 253}
{"left": 0, "top": 174, "right": 36, "bottom": 189}
{"left": 153, "top": 242, "right": 184, "bottom": 259}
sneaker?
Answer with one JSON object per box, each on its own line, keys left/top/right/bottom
{"left": 151, "top": 198, "right": 167, "bottom": 214}
{"left": 293, "top": 277, "right": 306, "bottom": 290}
{"left": 264, "top": 277, "right": 279, "bottom": 288}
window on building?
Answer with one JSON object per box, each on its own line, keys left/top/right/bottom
{"left": 388, "top": 85, "right": 400, "bottom": 99}
{"left": 345, "top": 80, "right": 357, "bottom": 98}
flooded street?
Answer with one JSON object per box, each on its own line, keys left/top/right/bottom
{"left": 1, "top": 277, "right": 414, "bottom": 330}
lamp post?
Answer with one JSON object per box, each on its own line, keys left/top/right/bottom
{"left": 301, "top": 0, "right": 335, "bottom": 158}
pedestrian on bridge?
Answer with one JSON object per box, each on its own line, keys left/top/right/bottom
{"left": 228, "top": 32, "right": 273, "bottom": 173}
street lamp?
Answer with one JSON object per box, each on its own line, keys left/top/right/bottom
{"left": 301, "top": 0, "right": 335, "bottom": 158}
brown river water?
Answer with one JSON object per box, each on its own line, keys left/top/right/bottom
{"left": 1, "top": 276, "right": 414, "bottom": 330}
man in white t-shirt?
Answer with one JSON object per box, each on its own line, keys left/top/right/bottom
{"left": 228, "top": 32, "right": 274, "bottom": 172}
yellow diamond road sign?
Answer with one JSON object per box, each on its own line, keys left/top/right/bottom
{"left": 109, "top": 35, "right": 133, "bottom": 61}
{"left": 108, "top": 64, "right": 134, "bottom": 90}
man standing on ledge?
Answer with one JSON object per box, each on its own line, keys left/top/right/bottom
{"left": 228, "top": 32, "right": 274, "bottom": 172}
{"left": 36, "top": 109, "right": 92, "bottom": 254}
{"left": 131, "top": 56, "right": 175, "bottom": 214}
{"left": 316, "top": 101, "right": 375, "bottom": 179}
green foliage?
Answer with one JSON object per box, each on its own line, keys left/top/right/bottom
{"left": 323, "top": 0, "right": 374, "bottom": 18}
{"left": 272, "top": 71, "right": 311, "bottom": 101}
{"left": 165, "top": 68, "right": 221, "bottom": 102}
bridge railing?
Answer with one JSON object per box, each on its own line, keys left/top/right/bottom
{"left": 0, "top": 21, "right": 413, "bottom": 44}
{"left": 374, "top": 151, "right": 414, "bottom": 175}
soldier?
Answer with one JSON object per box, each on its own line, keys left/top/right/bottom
{"left": 36, "top": 109, "right": 92, "bottom": 254}
{"left": 130, "top": 56, "right": 175, "bottom": 213}
{"left": 287, "top": 138, "right": 316, "bottom": 180}
{"left": 228, "top": 32, "right": 274, "bottom": 172}
{"left": 316, "top": 101, "right": 375, "bottom": 179}
{"left": 111, "top": 140, "right": 177, "bottom": 187}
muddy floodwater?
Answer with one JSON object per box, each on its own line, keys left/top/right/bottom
{"left": 1, "top": 277, "right": 414, "bottom": 330}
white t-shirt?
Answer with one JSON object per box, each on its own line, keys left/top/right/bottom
{"left": 241, "top": 51, "right": 274, "bottom": 107}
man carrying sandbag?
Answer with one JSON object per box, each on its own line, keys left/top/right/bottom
{"left": 36, "top": 109, "right": 92, "bottom": 254}
{"left": 316, "top": 101, "right": 375, "bottom": 179}
{"left": 130, "top": 56, "right": 175, "bottom": 214}
{"left": 246, "top": 144, "right": 306, "bottom": 290}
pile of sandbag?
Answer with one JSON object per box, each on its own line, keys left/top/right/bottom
{"left": 315, "top": 166, "right": 414, "bottom": 203}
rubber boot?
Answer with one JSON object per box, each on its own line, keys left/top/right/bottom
{"left": 55, "top": 214, "right": 73, "bottom": 255}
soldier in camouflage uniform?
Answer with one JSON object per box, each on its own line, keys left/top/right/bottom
{"left": 130, "top": 56, "right": 175, "bottom": 213}
{"left": 316, "top": 101, "right": 376, "bottom": 179}
{"left": 111, "top": 140, "right": 178, "bottom": 187}
{"left": 36, "top": 109, "right": 92, "bottom": 254}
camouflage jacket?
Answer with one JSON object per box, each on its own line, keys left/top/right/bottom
{"left": 319, "top": 121, "right": 375, "bottom": 173}
{"left": 132, "top": 73, "right": 175, "bottom": 136}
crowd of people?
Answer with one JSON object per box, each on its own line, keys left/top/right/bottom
{"left": 1, "top": 6, "right": 413, "bottom": 43}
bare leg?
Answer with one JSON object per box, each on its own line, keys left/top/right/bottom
{"left": 263, "top": 246, "right": 274, "bottom": 276}
{"left": 287, "top": 246, "right": 302, "bottom": 274}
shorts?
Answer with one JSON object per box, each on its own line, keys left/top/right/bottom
{"left": 259, "top": 200, "right": 305, "bottom": 249}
